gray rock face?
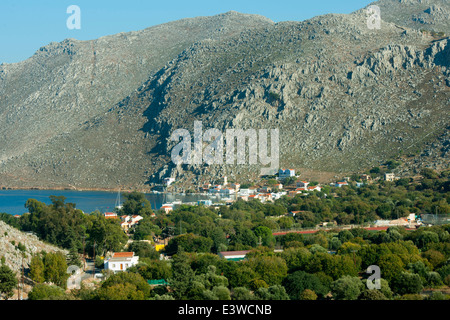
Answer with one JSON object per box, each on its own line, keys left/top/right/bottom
{"left": 0, "top": 3, "right": 448, "bottom": 189}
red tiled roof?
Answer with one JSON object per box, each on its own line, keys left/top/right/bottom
{"left": 112, "top": 252, "right": 134, "bottom": 258}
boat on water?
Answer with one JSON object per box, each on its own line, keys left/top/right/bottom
{"left": 115, "top": 189, "right": 123, "bottom": 211}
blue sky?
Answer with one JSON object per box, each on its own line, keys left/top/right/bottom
{"left": 0, "top": 0, "right": 374, "bottom": 64}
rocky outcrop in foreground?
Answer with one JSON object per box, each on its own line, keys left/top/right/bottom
{"left": 0, "top": 220, "right": 67, "bottom": 281}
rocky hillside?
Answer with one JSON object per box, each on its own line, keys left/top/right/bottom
{"left": 371, "top": 0, "right": 450, "bottom": 33}
{"left": 0, "top": 1, "right": 448, "bottom": 190}
{"left": 0, "top": 221, "right": 67, "bottom": 287}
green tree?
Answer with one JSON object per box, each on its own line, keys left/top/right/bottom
{"left": 282, "top": 270, "right": 328, "bottom": 299}
{"left": 28, "top": 284, "right": 67, "bottom": 300}
{"left": 390, "top": 272, "right": 423, "bottom": 295}
{"left": 29, "top": 255, "right": 45, "bottom": 284}
{"left": 133, "top": 219, "right": 161, "bottom": 240}
{"left": 121, "top": 191, "right": 154, "bottom": 217}
{"left": 0, "top": 264, "right": 17, "bottom": 300}
{"left": 254, "top": 285, "right": 290, "bottom": 300}
{"left": 128, "top": 241, "right": 159, "bottom": 259}
{"left": 43, "top": 252, "right": 69, "bottom": 288}
{"left": 165, "top": 233, "right": 213, "bottom": 255}
{"left": 331, "top": 276, "right": 364, "bottom": 300}
{"left": 131, "top": 259, "right": 172, "bottom": 281}
{"left": 97, "top": 271, "right": 151, "bottom": 300}
{"left": 227, "top": 265, "right": 258, "bottom": 289}
{"left": 232, "top": 287, "right": 256, "bottom": 300}
{"left": 169, "top": 251, "right": 196, "bottom": 300}
{"left": 280, "top": 247, "right": 312, "bottom": 272}
{"left": 377, "top": 254, "right": 405, "bottom": 283}
{"left": 246, "top": 255, "right": 288, "bottom": 286}
{"left": 254, "top": 226, "right": 275, "bottom": 247}
{"left": 299, "top": 289, "right": 318, "bottom": 300}
{"left": 97, "top": 282, "right": 146, "bottom": 300}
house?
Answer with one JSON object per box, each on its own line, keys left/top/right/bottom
{"left": 361, "top": 174, "right": 372, "bottom": 181}
{"left": 289, "top": 190, "right": 300, "bottom": 197}
{"left": 274, "top": 183, "right": 283, "bottom": 190}
{"left": 218, "top": 250, "right": 251, "bottom": 261}
{"left": 130, "top": 215, "right": 144, "bottom": 225}
{"left": 161, "top": 205, "right": 173, "bottom": 214}
{"left": 104, "top": 252, "right": 139, "bottom": 273}
{"left": 120, "top": 215, "right": 130, "bottom": 223}
{"left": 259, "top": 193, "right": 273, "bottom": 203}
{"left": 297, "top": 181, "right": 309, "bottom": 188}
{"left": 104, "top": 212, "right": 118, "bottom": 220}
{"left": 385, "top": 173, "right": 398, "bottom": 182}
{"left": 279, "top": 169, "right": 296, "bottom": 180}
{"left": 307, "top": 186, "right": 322, "bottom": 192}
{"left": 120, "top": 221, "right": 130, "bottom": 232}
{"left": 335, "top": 182, "right": 348, "bottom": 188}
{"left": 248, "top": 194, "right": 260, "bottom": 200}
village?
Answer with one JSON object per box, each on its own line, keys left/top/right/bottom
{"left": 92, "top": 168, "right": 426, "bottom": 279}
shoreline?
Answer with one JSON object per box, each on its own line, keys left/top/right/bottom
{"left": 0, "top": 186, "right": 214, "bottom": 197}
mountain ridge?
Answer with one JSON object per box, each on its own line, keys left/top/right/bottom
{"left": 0, "top": 1, "right": 448, "bottom": 190}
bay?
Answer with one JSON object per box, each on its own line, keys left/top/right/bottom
{"left": 0, "top": 189, "right": 217, "bottom": 215}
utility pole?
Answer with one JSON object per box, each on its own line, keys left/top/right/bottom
{"left": 93, "top": 240, "right": 96, "bottom": 278}
{"left": 82, "top": 236, "right": 86, "bottom": 271}
{"left": 21, "top": 256, "right": 24, "bottom": 300}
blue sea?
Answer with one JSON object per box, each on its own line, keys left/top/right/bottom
{"left": 0, "top": 190, "right": 215, "bottom": 215}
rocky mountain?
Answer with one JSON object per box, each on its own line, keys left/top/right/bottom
{"left": 0, "top": 1, "right": 448, "bottom": 190}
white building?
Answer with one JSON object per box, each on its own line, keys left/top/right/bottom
{"left": 130, "top": 215, "right": 144, "bottom": 225}
{"left": 161, "top": 205, "right": 173, "bottom": 214}
{"left": 219, "top": 250, "right": 250, "bottom": 261}
{"left": 104, "top": 212, "right": 118, "bottom": 220}
{"left": 104, "top": 252, "right": 139, "bottom": 273}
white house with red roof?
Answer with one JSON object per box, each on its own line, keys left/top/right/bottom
{"left": 307, "top": 185, "right": 322, "bottom": 192}
{"left": 161, "top": 205, "right": 173, "bottom": 214}
{"left": 335, "top": 181, "right": 349, "bottom": 187}
{"left": 104, "top": 212, "right": 118, "bottom": 220}
{"left": 104, "top": 252, "right": 139, "bottom": 273}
